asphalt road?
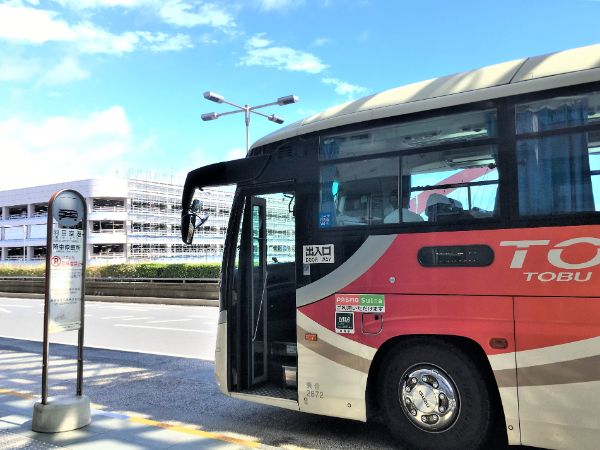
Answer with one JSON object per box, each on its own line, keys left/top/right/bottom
{"left": 0, "top": 296, "right": 218, "bottom": 360}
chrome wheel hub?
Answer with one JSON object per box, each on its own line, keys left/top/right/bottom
{"left": 398, "top": 365, "right": 459, "bottom": 432}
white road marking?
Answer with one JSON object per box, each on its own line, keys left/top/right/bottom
{"left": 86, "top": 304, "right": 165, "bottom": 311}
{"left": 147, "top": 319, "right": 192, "bottom": 324}
{"left": 0, "top": 307, "right": 11, "bottom": 313}
{"left": 0, "top": 304, "right": 33, "bottom": 308}
{"left": 90, "top": 305, "right": 149, "bottom": 312}
{"left": 114, "top": 324, "right": 212, "bottom": 333}
{"left": 120, "top": 316, "right": 153, "bottom": 321}
{"left": 102, "top": 315, "right": 134, "bottom": 320}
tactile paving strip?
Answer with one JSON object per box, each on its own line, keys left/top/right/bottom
{"left": 0, "top": 430, "right": 62, "bottom": 450}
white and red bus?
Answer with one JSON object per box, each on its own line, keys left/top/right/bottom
{"left": 181, "top": 44, "right": 600, "bottom": 450}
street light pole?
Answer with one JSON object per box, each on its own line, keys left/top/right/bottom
{"left": 244, "top": 105, "right": 250, "bottom": 154}
{"left": 201, "top": 92, "right": 298, "bottom": 153}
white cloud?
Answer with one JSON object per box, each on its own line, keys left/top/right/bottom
{"left": 0, "top": 3, "right": 195, "bottom": 55}
{"left": 39, "top": 57, "right": 90, "bottom": 85}
{"left": 258, "top": 0, "right": 304, "bottom": 11}
{"left": 0, "top": 53, "right": 88, "bottom": 85}
{"left": 54, "top": 0, "right": 236, "bottom": 30}
{"left": 247, "top": 33, "right": 271, "bottom": 48}
{"left": 0, "top": 106, "right": 133, "bottom": 190}
{"left": 311, "top": 37, "right": 331, "bottom": 47}
{"left": 198, "top": 33, "right": 219, "bottom": 44}
{"left": 322, "top": 77, "right": 367, "bottom": 97}
{"left": 158, "top": 1, "right": 235, "bottom": 29}
{"left": 0, "top": 3, "right": 76, "bottom": 44}
{"left": 73, "top": 23, "right": 141, "bottom": 54}
{"left": 53, "top": 0, "right": 153, "bottom": 8}
{"left": 0, "top": 55, "right": 41, "bottom": 82}
{"left": 136, "top": 32, "right": 193, "bottom": 52}
{"left": 240, "top": 34, "right": 328, "bottom": 74}
{"left": 77, "top": 26, "right": 194, "bottom": 54}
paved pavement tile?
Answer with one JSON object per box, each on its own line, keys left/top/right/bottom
{"left": 0, "top": 345, "right": 271, "bottom": 450}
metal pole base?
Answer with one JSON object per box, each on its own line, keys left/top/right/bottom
{"left": 32, "top": 395, "right": 91, "bottom": 433}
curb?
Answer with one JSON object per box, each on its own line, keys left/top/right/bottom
{"left": 0, "top": 291, "right": 219, "bottom": 307}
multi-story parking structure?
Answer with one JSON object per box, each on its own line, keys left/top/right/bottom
{"left": 0, "top": 176, "right": 234, "bottom": 265}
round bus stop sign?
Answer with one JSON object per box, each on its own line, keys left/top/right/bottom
{"left": 52, "top": 191, "right": 85, "bottom": 228}
{"left": 33, "top": 188, "right": 90, "bottom": 433}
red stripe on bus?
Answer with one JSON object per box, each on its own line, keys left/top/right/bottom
{"left": 299, "top": 225, "right": 600, "bottom": 355}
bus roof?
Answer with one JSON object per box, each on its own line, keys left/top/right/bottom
{"left": 252, "top": 43, "right": 600, "bottom": 150}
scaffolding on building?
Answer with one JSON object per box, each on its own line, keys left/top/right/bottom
{"left": 0, "top": 172, "right": 295, "bottom": 265}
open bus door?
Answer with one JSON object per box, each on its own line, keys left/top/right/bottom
{"left": 247, "top": 196, "right": 268, "bottom": 385}
{"left": 233, "top": 191, "right": 297, "bottom": 399}
{"left": 180, "top": 157, "right": 298, "bottom": 401}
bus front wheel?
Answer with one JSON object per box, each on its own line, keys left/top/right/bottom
{"left": 379, "top": 337, "right": 499, "bottom": 450}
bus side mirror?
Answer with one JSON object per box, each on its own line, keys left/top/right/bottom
{"left": 183, "top": 213, "right": 197, "bottom": 245}
{"left": 182, "top": 199, "right": 210, "bottom": 244}
{"left": 191, "top": 199, "right": 202, "bottom": 213}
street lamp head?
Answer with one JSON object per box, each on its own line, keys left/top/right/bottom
{"left": 277, "top": 95, "right": 299, "bottom": 106}
{"left": 203, "top": 91, "right": 225, "bottom": 104}
{"left": 268, "top": 114, "right": 284, "bottom": 125}
{"left": 201, "top": 112, "right": 219, "bottom": 121}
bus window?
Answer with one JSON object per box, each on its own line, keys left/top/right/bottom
{"left": 516, "top": 91, "right": 600, "bottom": 134}
{"left": 517, "top": 132, "right": 599, "bottom": 215}
{"left": 404, "top": 145, "right": 499, "bottom": 222}
{"left": 264, "top": 193, "right": 295, "bottom": 263}
{"left": 320, "top": 109, "right": 497, "bottom": 160}
{"left": 319, "top": 156, "right": 398, "bottom": 227}
{"left": 516, "top": 92, "right": 600, "bottom": 216}
{"left": 592, "top": 135, "right": 600, "bottom": 211}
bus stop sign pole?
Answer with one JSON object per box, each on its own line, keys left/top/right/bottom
{"left": 32, "top": 189, "right": 91, "bottom": 433}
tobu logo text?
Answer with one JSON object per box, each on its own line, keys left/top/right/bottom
{"left": 500, "top": 237, "right": 600, "bottom": 283}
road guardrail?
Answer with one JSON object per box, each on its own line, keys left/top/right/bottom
{"left": 0, "top": 277, "right": 219, "bottom": 301}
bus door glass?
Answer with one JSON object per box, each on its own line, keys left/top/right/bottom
{"left": 239, "top": 191, "right": 297, "bottom": 396}
{"left": 250, "top": 197, "right": 267, "bottom": 384}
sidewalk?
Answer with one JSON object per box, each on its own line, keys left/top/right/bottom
{"left": 0, "top": 345, "right": 272, "bottom": 450}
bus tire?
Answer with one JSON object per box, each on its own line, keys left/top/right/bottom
{"left": 379, "top": 337, "right": 498, "bottom": 450}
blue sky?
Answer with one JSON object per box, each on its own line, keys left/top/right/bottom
{"left": 1, "top": 0, "right": 600, "bottom": 190}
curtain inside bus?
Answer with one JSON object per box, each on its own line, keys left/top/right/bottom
{"left": 516, "top": 99, "right": 595, "bottom": 215}
{"left": 319, "top": 140, "right": 340, "bottom": 227}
